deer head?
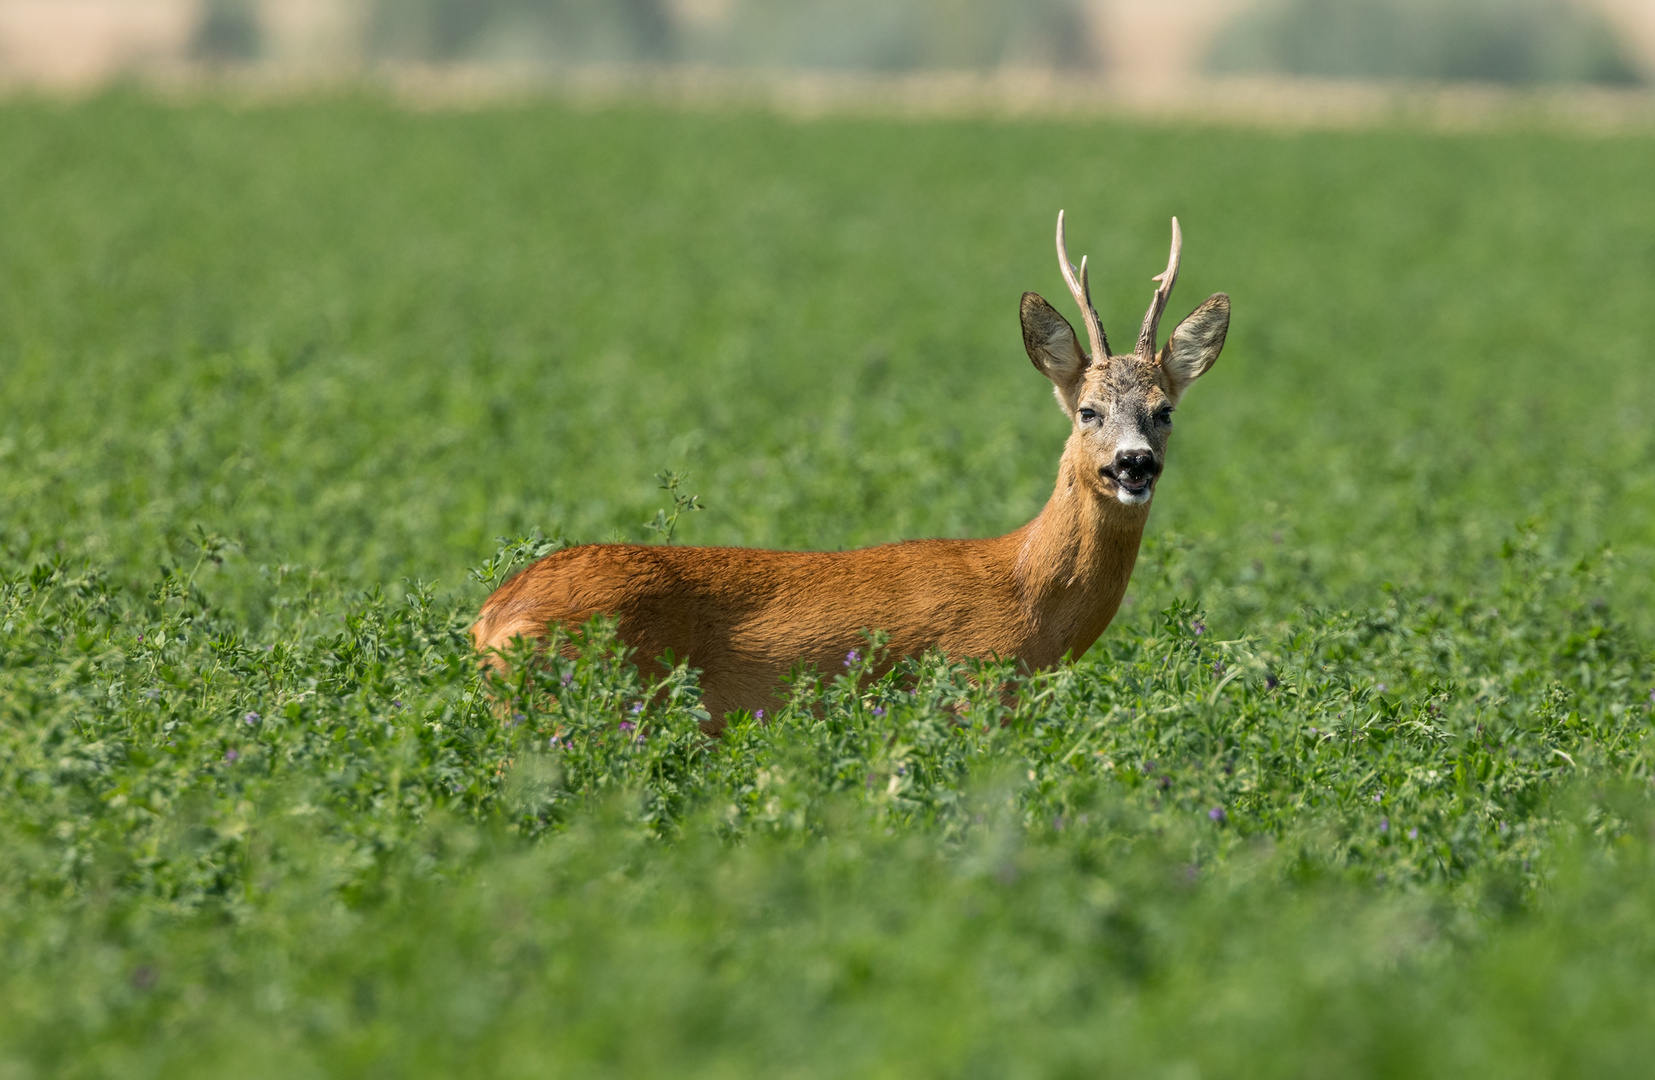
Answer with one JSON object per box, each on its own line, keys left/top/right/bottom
{"left": 1021, "top": 211, "right": 1229, "bottom": 507}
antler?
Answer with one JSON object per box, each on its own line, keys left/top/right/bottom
{"left": 1136, "top": 216, "right": 1182, "bottom": 358}
{"left": 1055, "top": 210, "right": 1109, "bottom": 363}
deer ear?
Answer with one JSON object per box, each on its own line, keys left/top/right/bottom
{"left": 1021, "top": 292, "right": 1088, "bottom": 414}
{"left": 1161, "top": 293, "right": 1229, "bottom": 402}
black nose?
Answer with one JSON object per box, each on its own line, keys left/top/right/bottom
{"left": 1114, "top": 450, "right": 1160, "bottom": 481}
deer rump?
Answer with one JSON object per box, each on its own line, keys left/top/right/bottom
{"left": 473, "top": 211, "right": 1229, "bottom": 731}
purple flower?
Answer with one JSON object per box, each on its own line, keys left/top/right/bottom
{"left": 1408, "top": 827, "right": 1419, "bottom": 840}
{"left": 618, "top": 721, "right": 635, "bottom": 733}
{"left": 1380, "top": 817, "right": 1389, "bottom": 833}
{"left": 630, "top": 702, "right": 643, "bottom": 714}
{"left": 223, "top": 749, "right": 239, "bottom": 763}
{"left": 1376, "top": 683, "right": 1388, "bottom": 693}
{"left": 512, "top": 712, "right": 526, "bottom": 723}
{"left": 561, "top": 672, "right": 573, "bottom": 686}
{"left": 1373, "top": 793, "right": 1381, "bottom": 803}
{"left": 137, "top": 634, "right": 144, "bottom": 643}
{"left": 871, "top": 707, "right": 885, "bottom": 717}
{"left": 755, "top": 709, "right": 765, "bottom": 721}
{"left": 1212, "top": 661, "right": 1225, "bottom": 677}
{"left": 845, "top": 650, "right": 861, "bottom": 667}
{"left": 1265, "top": 674, "right": 1279, "bottom": 690}
{"left": 244, "top": 711, "right": 259, "bottom": 725}
{"left": 392, "top": 699, "right": 403, "bottom": 709}
{"left": 1208, "top": 806, "right": 1226, "bottom": 823}
{"left": 1191, "top": 620, "right": 1205, "bottom": 636}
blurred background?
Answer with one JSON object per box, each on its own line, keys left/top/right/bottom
{"left": 2, "top": 0, "right": 1652, "bottom": 92}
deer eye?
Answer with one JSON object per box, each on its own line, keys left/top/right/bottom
{"left": 1078, "top": 407, "right": 1098, "bottom": 423}
{"left": 1155, "top": 408, "right": 1174, "bottom": 425}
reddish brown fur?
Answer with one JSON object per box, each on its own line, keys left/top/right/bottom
{"left": 472, "top": 215, "right": 1229, "bottom": 732}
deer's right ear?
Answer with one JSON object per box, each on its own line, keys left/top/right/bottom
{"left": 1021, "top": 292, "right": 1088, "bottom": 414}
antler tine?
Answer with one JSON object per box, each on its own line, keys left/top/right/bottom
{"left": 1055, "top": 210, "right": 1109, "bottom": 362}
{"left": 1136, "top": 216, "right": 1183, "bottom": 358}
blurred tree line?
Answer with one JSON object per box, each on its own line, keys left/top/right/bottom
{"left": 192, "top": 0, "right": 1643, "bottom": 83}
{"left": 364, "top": 0, "right": 1091, "bottom": 71}
{"left": 1210, "top": 0, "right": 1642, "bottom": 85}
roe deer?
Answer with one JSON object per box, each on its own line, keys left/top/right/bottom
{"left": 474, "top": 213, "right": 1230, "bottom": 731}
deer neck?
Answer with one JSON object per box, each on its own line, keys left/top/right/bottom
{"left": 1011, "top": 437, "right": 1150, "bottom": 655}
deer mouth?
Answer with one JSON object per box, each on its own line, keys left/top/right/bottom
{"left": 1100, "top": 466, "right": 1156, "bottom": 505}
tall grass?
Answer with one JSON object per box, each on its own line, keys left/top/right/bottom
{"left": 1, "top": 94, "right": 1654, "bottom": 1074}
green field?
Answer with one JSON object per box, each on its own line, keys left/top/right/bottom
{"left": 2, "top": 92, "right": 1654, "bottom": 1076}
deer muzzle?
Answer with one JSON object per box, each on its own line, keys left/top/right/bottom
{"left": 1104, "top": 449, "right": 1161, "bottom": 501}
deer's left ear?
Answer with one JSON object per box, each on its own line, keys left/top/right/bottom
{"left": 1161, "top": 293, "right": 1229, "bottom": 402}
